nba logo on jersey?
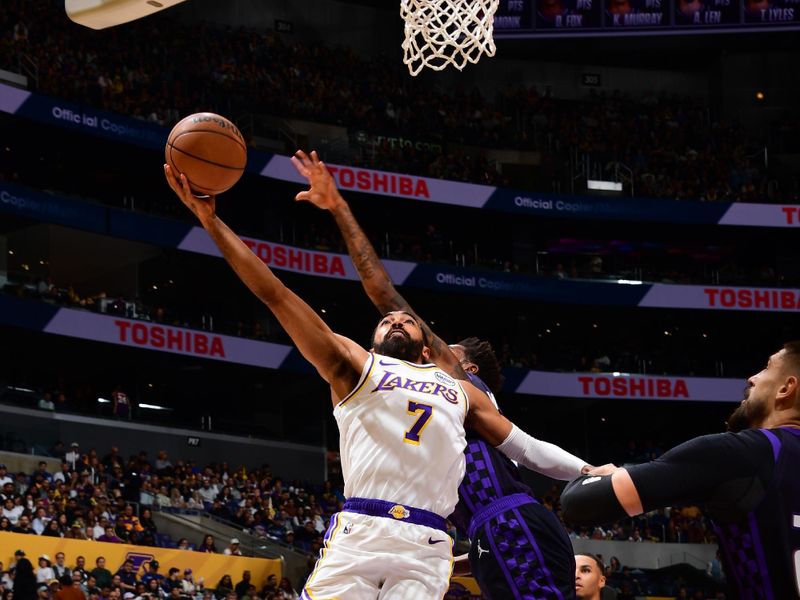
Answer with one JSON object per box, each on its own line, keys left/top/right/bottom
{"left": 388, "top": 504, "right": 411, "bottom": 520}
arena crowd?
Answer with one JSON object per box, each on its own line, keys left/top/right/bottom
{"left": 0, "top": 0, "right": 772, "bottom": 201}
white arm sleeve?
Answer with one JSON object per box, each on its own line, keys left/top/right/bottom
{"left": 496, "top": 424, "right": 588, "bottom": 481}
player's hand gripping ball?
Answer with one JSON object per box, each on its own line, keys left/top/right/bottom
{"left": 165, "top": 112, "right": 247, "bottom": 195}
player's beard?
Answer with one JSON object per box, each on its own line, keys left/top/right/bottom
{"left": 374, "top": 330, "right": 424, "bottom": 362}
{"left": 726, "top": 388, "right": 769, "bottom": 432}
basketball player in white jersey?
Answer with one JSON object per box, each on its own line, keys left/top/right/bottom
{"left": 165, "top": 166, "right": 561, "bottom": 600}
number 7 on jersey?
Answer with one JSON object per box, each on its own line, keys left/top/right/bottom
{"left": 404, "top": 401, "right": 433, "bottom": 445}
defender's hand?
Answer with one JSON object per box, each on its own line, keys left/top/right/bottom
{"left": 290, "top": 150, "right": 344, "bottom": 211}
{"left": 586, "top": 463, "right": 618, "bottom": 476}
{"left": 164, "top": 164, "right": 216, "bottom": 225}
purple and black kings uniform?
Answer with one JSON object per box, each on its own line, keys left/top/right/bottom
{"left": 449, "top": 373, "right": 576, "bottom": 600}
{"left": 563, "top": 426, "right": 800, "bottom": 599}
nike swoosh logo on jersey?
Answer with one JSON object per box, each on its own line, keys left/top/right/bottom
{"left": 428, "top": 537, "right": 446, "bottom": 545}
{"left": 379, "top": 360, "right": 399, "bottom": 366}
{"left": 582, "top": 476, "right": 602, "bottom": 485}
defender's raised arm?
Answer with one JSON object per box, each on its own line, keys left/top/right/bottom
{"left": 291, "top": 150, "right": 464, "bottom": 379}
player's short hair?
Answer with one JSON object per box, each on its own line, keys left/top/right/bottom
{"left": 783, "top": 340, "right": 800, "bottom": 368}
{"left": 783, "top": 342, "right": 800, "bottom": 405}
{"left": 575, "top": 553, "right": 605, "bottom": 572}
{"left": 456, "top": 337, "right": 504, "bottom": 395}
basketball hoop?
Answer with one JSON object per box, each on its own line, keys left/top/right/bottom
{"left": 401, "top": 0, "right": 499, "bottom": 76}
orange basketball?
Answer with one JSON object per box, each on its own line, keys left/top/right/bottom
{"left": 165, "top": 112, "right": 247, "bottom": 195}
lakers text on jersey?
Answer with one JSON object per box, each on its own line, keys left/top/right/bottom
{"left": 302, "top": 353, "right": 469, "bottom": 600}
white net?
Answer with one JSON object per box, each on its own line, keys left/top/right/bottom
{"left": 401, "top": 0, "right": 499, "bottom": 76}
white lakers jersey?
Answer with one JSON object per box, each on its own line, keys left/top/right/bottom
{"left": 334, "top": 353, "right": 469, "bottom": 518}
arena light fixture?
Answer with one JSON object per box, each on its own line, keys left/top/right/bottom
{"left": 65, "top": 0, "right": 188, "bottom": 30}
{"left": 616, "top": 279, "right": 643, "bottom": 285}
{"left": 139, "top": 403, "right": 171, "bottom": 411}
{"left": 97, "top": 397, "right": 111, "bottom": 403}
{"left": 587, "top": 179, "right": 623, "bottom": 192}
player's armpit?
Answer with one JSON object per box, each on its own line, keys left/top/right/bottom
{"left": 560, "top": 470, "right": 642, "bottom": 526}
{"left": 464, "top": 380, "right": 513, "bottom": 446}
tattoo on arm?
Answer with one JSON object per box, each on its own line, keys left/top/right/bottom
{"left": 331, "top": 202, "right": 467, "bottom": 379}
{"left": 333, "top": 205, "right": 390, "bottom": 289}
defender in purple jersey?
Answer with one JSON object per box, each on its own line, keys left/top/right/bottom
{"left": 449, "top": 341, "right": 582, "bottom": 600}
{"left": 562, "top": 341, "right": 800, "bottom": 600}
{"left": 290, "top": 151, "right": 608, "bottom": 600}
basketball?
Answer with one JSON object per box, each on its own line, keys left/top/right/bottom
{"left": 165, "top": 112, "right": 247, "bottom": 195}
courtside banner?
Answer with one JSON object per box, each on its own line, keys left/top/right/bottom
{"left": 0, "top": 532, "right": 281, "bottom": 586}
{"left": 2, "top": 85, "right": 166, "bottom": 150}
{"left": 516, "top": 371, "right": 744, "bottom": 402}
{"left": 0, "top": 296, "right": 746, "bottom": 400}
{"left": 3, "top": 82, "right": 799, "bottom": 226}
{"left": 260, "top": 154, "right": 490, "bottom": 207}
{"left": 4, "top": 182, "right": 800, "bottom": 312}
{"left": 177, "top": 226, "right": 418, "bottom": 282}
{"left": 40, "top": 305, "right": 293, "bottom": 368}
{"left": 3, "top": 182, "right": 798, "bottom": 312}
{"left": 402, "top": 264, "right": 650, "bottom": 305}
{"left": 639, "top": 284, "right": 800, "bottom": 312}
{"left": 718, "top": 202, "right": 800, "bottom": 227}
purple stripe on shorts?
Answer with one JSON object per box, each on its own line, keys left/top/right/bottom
{"left": 322, "top": 513, "right": 338, "bottom": 543}
{"left": 342, "top": 497, "right": 446, "bottom": 531}
{"left": 513, "top": 507, "right": 565, "bottom": 600}
{"left": 759, "top": 429, "right": 782, "bottom": 462}
{"left": 748, "top": 512, "right": 776, "bottom": 600}
{"left": 484, "top": 520, "right": 523, "bottom": 600}
{"left": 468, "top": 493, "right": 534, "bottom": 539}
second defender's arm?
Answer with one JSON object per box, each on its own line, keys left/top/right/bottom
{"left": 560, "top": 429, "right": 775, "bottom": 525}
{"left": 165, "top": 165, "right": 367, "bottom": 400}
{"left": 291, "top": 150, "right": 462, "bottom": 377}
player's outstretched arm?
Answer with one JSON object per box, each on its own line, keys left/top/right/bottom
{"left": 560, "top": 430, "right": 774, "bottom": 525}
{"left": 165, "top": 165, "right": 368, "bottom": 401}
{"left": 464, "top": 380, "right": 597, "bottom": 480}
{"left": 291, "top": 150, "right": 463, "bottom": 378}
